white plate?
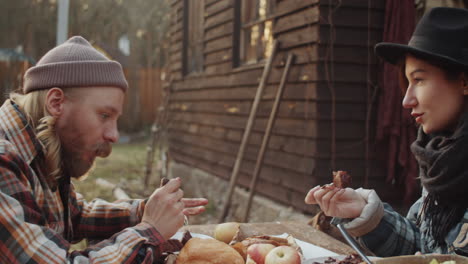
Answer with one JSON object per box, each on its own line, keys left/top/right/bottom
{"left": 271, "top": 233, "right": 339, "bottom": 260}
{"left": 303, "top": 255, "right": 380, "bottom": 264}
{"left": 170, "top": 231, "right": 213, "bottom": 240}
{"left": 171, "top": 232, "right": 340, "bottom": 260}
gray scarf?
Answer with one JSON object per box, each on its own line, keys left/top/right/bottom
{"left": 411, "top": 112, "right": 468, "bottom": 247}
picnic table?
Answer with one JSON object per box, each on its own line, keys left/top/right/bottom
{"left": 180, "top": 221, "right": 355, "bottom": 255}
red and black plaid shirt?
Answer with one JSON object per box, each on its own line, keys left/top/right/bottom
{"left": 0, "top": 100, "right": 166, "bottom": 263}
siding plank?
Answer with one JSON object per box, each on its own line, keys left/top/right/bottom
{"left": 320, "top": 26, "right": 382, "bottom": 47}
{"left": 169, "top": 100, "right": 368, "bottom": 121}
{"left": 171, "top": 82, "right": 370, "bottom": 102}
{"left": 205, "top": 7, "right": 233, "bottom": 30}
{"left": 320, "top": 0, "right": 385, "bottom": 9}
{"left": 172, "top": 68, "right": 263, "bottom": 90}
{"left": 205, "top": 49, "right": 232, "bottom": 64}
{"left": 205, "top": 61, "right": 232, "bottom": 74}
{"left": 169, "top": 127, "right": 367, "bottom": 159}
{"left": 205, "top": 35, "right": 232, "bottom": 53}
{"left": 169, "top": 112, "right": 366, "bottom": 139}
{"left": 277, "top": 26, "right": 319, "bottom": 49}
{"left": 205, "top": 0, "right": 221, "bottom": 7}
{"left": 274, "top": 7, "right": 319, "bottom": 34}
{"left": 275, "top": 0, "right": 319, "bottom": 17}
{"left": 205, "top": 0, "right": 233, "bottom": 16}
{"left": 319, "top": 6, "right": 384, "bottom": 29}
{"left": 205, "top": 21, "right": 233, "bottom": 41}
{"left": 169, "top": 133, "right": 316, "bottom": 174}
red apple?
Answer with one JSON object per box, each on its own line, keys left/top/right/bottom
{"left": 246, "top": 243, "right": 276, "bottom": 264}
{"left": 264, "top": 246, "right": 301, "bottom": 264}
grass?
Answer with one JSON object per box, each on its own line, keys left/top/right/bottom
{"left": 72, "top": 139, "right": 155, "bottom": 202}
{"left": 71, "top": 137, "right": 218, "bottom": 229}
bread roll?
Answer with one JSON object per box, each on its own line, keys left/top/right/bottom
{"left": 176, "top": 237, "right": 245, "bottom": 264}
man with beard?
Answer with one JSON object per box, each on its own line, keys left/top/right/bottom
{"left": 0, "top": 36, "right": 208, "bottom": 263}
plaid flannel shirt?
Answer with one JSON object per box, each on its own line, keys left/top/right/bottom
{"left": 358, "top": 191, "right": 468, "bottom": 257}
{"left": 0, "top": 100, "right": 167, "bottom": 263}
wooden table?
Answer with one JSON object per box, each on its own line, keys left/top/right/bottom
{"left": 180, "top": 221, "right": 355, "bottom": 255}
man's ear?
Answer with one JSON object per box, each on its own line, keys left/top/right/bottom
{"left": 45, "top": 88, "right": 65, "bottom": 117}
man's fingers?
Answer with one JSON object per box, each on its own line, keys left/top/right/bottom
{"left": 183, "top": 206, "right": 206, "bottom": 216}
{"left": 161, "top": 178, "right": 182, "bottom": 193}
{"left": 181, "top": 198, "right": 208, "bottom": 207}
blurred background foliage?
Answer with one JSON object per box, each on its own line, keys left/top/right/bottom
{"left": 0, "top": 0, "right": 170, "bottom": 68}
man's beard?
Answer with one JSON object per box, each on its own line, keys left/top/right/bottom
{"left": 61, "top": 142, "right": 112, "bottom": 180}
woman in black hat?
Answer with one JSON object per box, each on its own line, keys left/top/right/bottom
{"left": 305, "top": 7, "right": 468, "bottom": 256}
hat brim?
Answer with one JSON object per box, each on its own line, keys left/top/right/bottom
{"left": 375, "top": 42, "right": 468, "bottom": 69}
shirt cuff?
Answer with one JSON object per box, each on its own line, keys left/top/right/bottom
{"left": 343, "top": 188, "right": 384, "bottom": 237}
{"left": 133, "top": 222, "right": 166, "bottom": 246}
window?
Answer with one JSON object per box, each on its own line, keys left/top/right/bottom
{"left": 183, "top": 0, "right": 204, "bottom": 75}
{"left": 234, "top": 0, "right": 274, "bottom": 66}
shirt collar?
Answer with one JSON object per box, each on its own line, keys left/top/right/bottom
{"left": 0, "top": 100, "right": 43, "bottom": 164}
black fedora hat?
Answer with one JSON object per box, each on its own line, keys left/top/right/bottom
{"left": 375, "top": 7, "right": 468, "bottom": 69}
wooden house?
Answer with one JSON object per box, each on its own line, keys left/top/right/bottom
{"left": 0, "top": 49, "right": 34, "bottom": 103}
{"left": 164, "top": 0, "right": 400, "bottom": 216}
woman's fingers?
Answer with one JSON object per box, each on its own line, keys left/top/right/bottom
{"left": 313, "top": 185, "right": 335, "bottom": 206}
{"left": 305, "top": 184, "right": 353, "bottom": 217}
{"left": 320, "top": 187, "right": 341, "bottom": 214}
{"left": 305, "top": 185, "right": 321, "bottom": 204}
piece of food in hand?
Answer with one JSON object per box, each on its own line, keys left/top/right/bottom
{"left": 160, "top": 177, "right": 170, "bottom": 187}
{"left": 175, "top": 237, "right": 245, "bottom": 264}
{"left": 214, "top": 222, "right": 240, "bottom": 243}
{"left": 332, "top": 170, "right": 352, "bottom": 188}
{"left": 246, "top": 243, "right": 276, "bottom": 264}
{"left": 264, "top": 246, "right": 301, "bottom": 264}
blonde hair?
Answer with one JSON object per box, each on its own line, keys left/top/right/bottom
{"left": 10, "top": 88, "right": 82, "bottom": 186}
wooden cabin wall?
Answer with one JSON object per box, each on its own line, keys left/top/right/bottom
{"left": 314, "top": 1, "right": 395, "bottom": 201}
{"left": 166, "top": 0, "right": 389, "bottom": 214}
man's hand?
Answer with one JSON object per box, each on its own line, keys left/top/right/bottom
{"left": 181, "top": 198, "right": 208, "bottom": 216}
{"left": 141, "top": 178, "right": 208, "bottom": 240}
{"left": 305, "top": 185, "right": 366, "bottom": 219}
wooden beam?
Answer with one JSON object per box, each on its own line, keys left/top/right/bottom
{"left": 218, "top": 40, "right": 279, "bottom": 223}
{"left": 243, "top": 53, "right": 295, "bottom": 222}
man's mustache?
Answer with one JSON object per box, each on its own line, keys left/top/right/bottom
{"left": 95, "top": 143, "right": 112, "bottom": 157}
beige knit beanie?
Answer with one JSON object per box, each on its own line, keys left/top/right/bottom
{"left": 23, "top": 36, "right": 128, "bottom": 93}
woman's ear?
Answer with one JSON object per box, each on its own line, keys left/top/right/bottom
{"left": 461, "top": 73, "right": 468, "bottom": 95}
{"left": 45, "top": 88, "right": 65, "bottom": 117}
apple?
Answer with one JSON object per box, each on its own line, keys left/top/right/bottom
{"left": 213, "top": 222, "right": 240, "bottom": 243}
{"left": 246, "top": 243, "right": 276, "bottom": 264}
{"left": 264, "top": 246, "right": 301, "bottom": 264}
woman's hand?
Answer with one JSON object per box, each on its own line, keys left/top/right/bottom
{"left": 141, "top": 178, "right": 208, "bottom": 240}
{"left": 305, "top": 185, "right": 367, "bottom": 219}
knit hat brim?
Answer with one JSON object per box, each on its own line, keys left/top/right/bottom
{"left": 24, "top": 60, "right": 128, "bottom": 92}
{"left": 23, "top": 36, "right": 129, "bottom": 93}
